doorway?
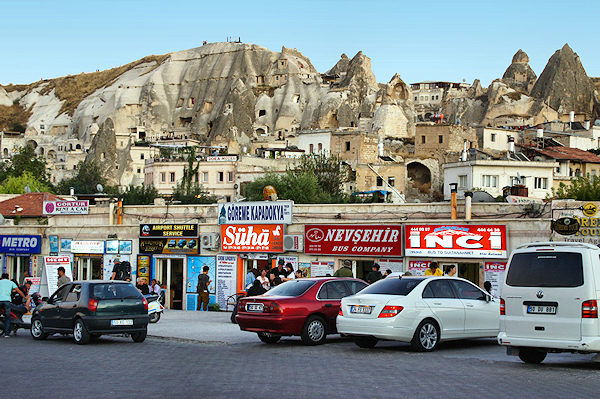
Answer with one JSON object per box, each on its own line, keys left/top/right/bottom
{"left": 8, "top": 256, "right": 30, "bottom": 283}
{"left": 155, "top": 257, "right": 184, "bottom": 310}
{"left": 74, "top": 256, "right": 103, "bottom": 280}
{"left": 458, "top": 262, "right": 480, "bottom": 286}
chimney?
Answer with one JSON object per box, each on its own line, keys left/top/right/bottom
{"left": 449, "top": 183, "right": 458, "bottom": 220}
{"left": 584, "top": 120, "right": 590, "bottom": 130}
{"left": 378, "top": 139, "right": 384, "bottom": 157}
{"left": 464, "top": 191, "right": 473, "bottom": 220}
{"left": 569, "top": 111, "right": 575, "bottom": 123}
{"left": 461, "top": 140, "right": 467, "bottom": 162}
{"left": 508, "top": 136, "right": 515, "bottom": 153}
{"left": 536, "top": 126, "right": 543, "bottom": 139}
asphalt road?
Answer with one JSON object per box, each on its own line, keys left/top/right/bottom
{"left": 3, "top": 332, "right": 600, "bottom": 399}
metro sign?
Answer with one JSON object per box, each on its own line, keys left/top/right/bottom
{"left": 404, "top": 225, "right": 508, "bottom": 259}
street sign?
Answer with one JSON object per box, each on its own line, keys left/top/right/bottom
{"left": 552, "top": 217, "right": 580, "bottom": 236}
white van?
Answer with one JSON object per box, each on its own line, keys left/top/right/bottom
{"left": 498, "top": 242, "right": 600, "bottom": 364}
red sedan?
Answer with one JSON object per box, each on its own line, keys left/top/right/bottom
{"left": 236, "top": 278, "right": 368, "bottom": 345}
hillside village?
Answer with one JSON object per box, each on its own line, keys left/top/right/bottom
{"left": 1, "top": 42, "right": 599, "bottom": 203}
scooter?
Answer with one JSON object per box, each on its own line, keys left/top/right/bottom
{"left": 145, "top": 292, "right": 165, "bottom": 323}
{"left": 0, "top": 305, "right": 30, "bottom": 336}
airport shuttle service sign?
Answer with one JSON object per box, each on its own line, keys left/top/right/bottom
{"left": 304, "top": 225, "right": 403, "bottom": 257}
{"left": 405, "top": 225, "right": 508, "bottom": 258}
{"left": 221, "top": 224, "right": 284, "bottom": 252}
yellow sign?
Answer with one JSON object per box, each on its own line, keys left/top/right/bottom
{"left": 583, "top": 203, "right": 598, "bottom": 217}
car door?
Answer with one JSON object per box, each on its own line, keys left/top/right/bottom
{"left": 57, "top": 283, "right": 83, "bottom": 329}
{"left": 449, "top": 280, "right": 499, "bottom": 336}
{"left": 421, "top": 279, "right": 465, "bottom": 338}
{"left": 317, "top": 281, "right": 351, "bottom": 332}
{"left": 42, "top": 285, "right": 70, "bottom": 330}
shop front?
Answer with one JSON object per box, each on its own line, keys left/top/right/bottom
{"left": 304, "top": 224, "right": 404, "bottom": 279}
{"left": 70, "top": 240, "right": 105, "bottom": 280}
{"left": 0, "top": 234, "right": 42, "bottom": 282}
{"left": 404, "top": 224, "right": 508, "bottom": 294}
{"left": 139, "top": 223, "right": 199, "bottom": 310}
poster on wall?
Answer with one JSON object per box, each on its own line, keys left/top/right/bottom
{"left": 298, "top": 262, "right": 311, "bottom": 278}
{"left": 304, "top": 225, "right": 403, "bottom": 257}
{"left": 60, "top": 238, "right": 72, "bottom": 253}
{"left": 404, "top": 225, "right": 508, "bottom": 259}
{"left": 119, "top": 241, "right": 132, "bottom": 254}
{"left": 408, "top": 260, "right": 431, "bottom": 276}
{"left": 484, "top": 262, "right": 507, "bottom": 298}
{"left": 106, "top": 240, "right": 119, "bottom": 254}
{"left": 378, "top": 259, "right": 404, "bottom": 274}
{"left": 43, "top": 256, "right": 73, "bottom": 292}
{"left": 103, "top": 255, "right": 131, "bottom": 280}
{"left": 30, "top": 255, "right": 42, "bottom": 278}
{"left": 139, "top": 238, "right": 199, "bottom": 255}
{"left": 186, "top": 256, "right": 216, "bottom": 294}
{"left": 27, "top": 276, "right": 42, "bottom": 294}
{"left": 311, "top": 261, "right": 334, "bottom": 277}
{"left": 49, "top": 236, "right": 59, "bottom": 254}
{"left": 137, "top": 255, "right": 151, "bottom": 281}
{"left": 216, "top": 254, "right": 237, "bottom": 310}
{"left": 276, "top": 256, "right": 298, "bottom": 271}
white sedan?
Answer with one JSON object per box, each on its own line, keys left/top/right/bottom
{"left": 337, "top": 276, "right": 499, "bottom": 351}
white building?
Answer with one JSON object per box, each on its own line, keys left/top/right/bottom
{"left": 443, "top": 159, "right": 557, "bottom": 200}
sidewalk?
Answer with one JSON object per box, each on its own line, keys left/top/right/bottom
{"left": 147, "top": 310, "right": 258, "bottom": 344}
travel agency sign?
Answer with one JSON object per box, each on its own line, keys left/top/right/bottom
{"left": 404, "top": 225, "right": 508, "bottom": 258}
{"left": 304, "top": 225, "right": 403, "bottom": 257}
{"left": 218, "top": 201, "right": 293, "bottom": 225}
{"left": 43, "top": 200, "right": 89, "bottom": 215}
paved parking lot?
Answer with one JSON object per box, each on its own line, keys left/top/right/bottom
{"left": 3, "top": 311, "right": 600, "bottom": 398}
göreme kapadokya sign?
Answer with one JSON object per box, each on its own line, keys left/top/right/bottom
{"left": 304, "top": 225, "right": 403, "bottom": 257}
{"left": 218, "top": 201, "right": 293, "bottom": 225}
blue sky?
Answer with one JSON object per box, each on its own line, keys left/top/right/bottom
{"left": 1, "top": 0, "right": 598, "bottom": 86}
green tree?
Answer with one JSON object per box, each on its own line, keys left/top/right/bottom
{"left": 0, "top": 145, "right": 50, "bottom": 185}
{"left": 170, "top": 147, "right": 216, "bottom": 204}
{"left": 243, "top": 171, "right": 334, "bottom": 204}
{"left": 554, "top": 176, "right": 600, "bottom": 200}
{"left": 56, "top": 160, "right": 107, "bottom": 194}
{"left": 107, "top": 184, "right": 159, "bottom": 205}
{"left": 292, "top": 153, "right": 349, "bottom": 200}
{"left": 0, "top": 171, "right": 51, "bottom": 194}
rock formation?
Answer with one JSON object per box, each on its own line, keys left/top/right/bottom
{"left": 501, "top": 49, "right": 537, "bottom": 93}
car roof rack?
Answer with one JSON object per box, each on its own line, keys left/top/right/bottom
{"left": 516, "top": 241, "right": 599, "bottom": 250}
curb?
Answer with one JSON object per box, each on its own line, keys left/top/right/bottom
{"left": 147, "top": 334, "right": 229, "bottom": 345}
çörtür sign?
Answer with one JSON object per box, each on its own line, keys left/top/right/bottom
{"left": 304, "top": 225, "right": 403, "bottom": 257}
{"left": 404, "top": 225, "right": 507, "bottom": 258}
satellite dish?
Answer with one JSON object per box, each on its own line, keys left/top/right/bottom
{"left": 24, "top": 183, "right": 31, "bottom": 193}
{"left": 0, "top": 214, "right": 5, "bottom": 225}
{"left": 96, "top": 183, "right": 104, "bottom": 193}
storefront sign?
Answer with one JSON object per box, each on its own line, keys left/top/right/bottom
{"left": 0, "top": 235, "right": 42, "bottom": 254}
{"left": 43, "top": 256, "right": 73, "bottom": 292}
{"left": 276, "top": 256, "right": 298, "bottom": 271}
{"left": 220, "top": 224, "right": 284, "bottom": 253}
{"left": 408, "top": 260, "right": 431, "bottom": 276}
{"left": 484, "top": 262, "right": 506, "bottom": 298}
{"left": 207, "top": 155, "right": 238, "bottom": 162}
{"left": 139, "top": 238, "right": 199, "bottom": 255}
{"left": 140, "top": 224, "right": 198, "bottom": 238}
{"left": 71, "top": 240, "right": 105, "bottom": 254}
{"left": 137, "top": 255, "right": 150, "bottom": 280}
{"left": 43, "top": 200, "right": 89, "bottom": 215}
{"left": 218, "top": 201, "right": 293, "bottom": 225}
{"left": 552, "top": 217, "right": 580, "bottom": 236}
{"left": 311, "top": 261, "right": 334, "bottom": 277}
{"left": 404, "top": 225, "right": 507, "bottom": 259}
{"left": 216, "top": 254, "right": 237, "bottom": 310}
{"left": 304, "top": 225, "right": 403, "bottom": 257}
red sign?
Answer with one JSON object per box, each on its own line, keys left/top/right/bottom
{"left": 221, "top": 224, "right": 284, "bottom": 253}
{"left": 484, "top": 262, "right": 507, "bottom": 272}
{"left": 408, "top": 260, "right": 431, "bottom": 276}
{"left": 304, "top": 225, "right": 403, "bottom": 257}
{"left": 405, "top": 225, "right": 507, "bottom": 258}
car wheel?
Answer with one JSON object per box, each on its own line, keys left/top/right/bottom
{"left": 411, "top": 319, "right": 440, "bottom": 352}
{"left": 353, "top": 336, "right": 379, "bottom": 349}
{"left": 149, "top": 312, "right": 161, "bottom": 323}
{"left": 30, "top": 317, "right": 48, "bottom": 340}
{"left": 301, "top": 315, "right": 327, "bottom": 346}
{"left": 518, "top": 348, "right": 547, "bottom": 364}
{"left": 131, "top": 328, "right": 147, "bottom": 343}
{"left": 257, "top": 332, "right": 281, "bottom": 344}
{"left": 73, "top": 319, "right": 90, "bottom": 345}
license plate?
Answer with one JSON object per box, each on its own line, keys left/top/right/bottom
{"left": 350, "top": 305, "right": 373, "bottom": 314}
{"left": 246, "top": 303, "right": 264, "bottom": 312}
{"left": 111, "top": 319, "right": 134, "bottom": 326}
{"left": 527, "top": 305, "right": 557, "bottom": 314}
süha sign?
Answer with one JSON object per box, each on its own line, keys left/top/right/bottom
{"left": 552, "top": 217, "right": 580, "bottom": 236}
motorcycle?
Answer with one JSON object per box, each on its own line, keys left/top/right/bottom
{"left": 145, "top": 292, "right": 165, "bottom": 323}
{"left": 0, "top": 293, "right": 44, "bottom": 335}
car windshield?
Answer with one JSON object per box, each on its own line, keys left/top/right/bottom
{"left": 359, "top": 278, "right": 425, "bottom": 296}
{"left": 264, "top": 280, "right": 316, "bottom": 297}
{"left": 506, "top": 252, "right": 583, "bottom": 287}
{"left": 92, "top": 283, "right": 142, "bottom": 300}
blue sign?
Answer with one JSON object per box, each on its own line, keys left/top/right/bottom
{"left": 0, "top": 235, "right": 42, "bottom": 254}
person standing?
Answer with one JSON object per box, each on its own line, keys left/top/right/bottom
{"left": 333, "top": 260, "right": 353, "bottom": 278}
{"left": 57, "top": 266, "right": 71, "bottom": 287}
{"left": 196, "top": 266, "right": 211, "bottom": 311}
{"left": 383, "top": 269, "right": 393, "bottom": 278}
{"left": 245, "top": 268, "right": 258, "bottom": 290}
{"left": 444, "top": 265, "right": 457, "bottom": 277}
{"left": 1, "top": 273, "right": 26, "bottom": 338}
{"left": 366, "top": 263, "right": 383, "bottom": 284}
{"left": 111, "top": 261, "right": 131, "bottom": 281}
{"left": 424, "top": 262, "right": 443, "bottom": 277}
{"left": 271, "top": 259, "right": 287, "bottom": 280}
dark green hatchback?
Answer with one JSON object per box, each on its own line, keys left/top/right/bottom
{"left": 30, "top": 280, "right": 149, "bottom": 344}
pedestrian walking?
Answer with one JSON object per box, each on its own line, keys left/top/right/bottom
{"left": 196, "top": 266, "right": 212, "bottom": 311}
{"left": 366, "top": 263, "right": 383, "bottom": 284}
{"left": 333, "top": 260, "right": 353, "bottom": 277}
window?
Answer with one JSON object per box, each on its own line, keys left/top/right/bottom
{"left": 414, "top": 96, "right": 418, "bottom": 101}
{"left": 556, "top": 166, "right": 561, "bottom": 173}
{"left": 376, "top": 177, "right": 383, "bottom": 186}
{"left": 137, "top": 168, "right": 141, "bottom": 174}
{"left": 92, "top": 283, "right": 142, "bottom": 300}
{"left": 360, "top": 278, "right": 424, "bottom": 296}
{"left": 228, "top": 171, "right": 234, "bottom": 182}
{"left": 458, "top": 175, "right": 468, "bottom": 188}
{"left": 218, "top": 171, "right": 224, "bottom": 183}
{"left": 388, "top": 177, "right": 395, "bottom": 187}
{"left": 65, "top": 284, "right": 82, "bottom": 302}
{"left": 169, "top": 172, "right": 175, "bottom": 183}
{"left": 309, "top": 144, "right": 314, "bottom": 153}
{"left": 318, "top": 143, "right": 322, "bottom": 152}
{"left": 438, "top": 135, "right": 443, "bottom": 144}
{"left": 317, "top": 281, "right": 351, "bottom": 300}
{"left": 258, "top": 109, "right": 266, "bottom": 117}
{"left": 202, "top": 172, "right": 208, "bottom": 183}
{"left": 345, "top": 281, "right": 368, "bottom": 295}
{"left": 449, "top": 280, "right": 486, "bottom": 301}
{"left": 491, "top": 133, "right": 496, "bottom": 142}
{"left": 345, "top": 141, "right": 351, "bottom": 151}
{"left": 51, "top": 285, "right": 71, "bottom": 303}
{"left": 424, "top": 96, "right": 428, "bottom": 100}
{"left": 264, "top": 280, "right": 316, "bottom": 297}
{"left": 506, "top": 252, "right": 583, "bottom": 287}
{"left": 421, "top": 136, "right": 426, "bottom": 144}
{"left": 534, "top": 177, "right": 548, "bottom": 189}
{"left": 160, "top": 172, "right": 166, "bottom": 183}
{"left": 482, "top": 175, "right": 498, "bottom": 188}
{"left": 422, "top": 280, "right": 456, "bottom": 299}
{"left": 140, "top": 153, "right": 145, "bottom": 160}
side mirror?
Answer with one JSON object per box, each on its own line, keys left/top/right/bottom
{"left": 485, "top": 295, "right": 491, "bottom": 303}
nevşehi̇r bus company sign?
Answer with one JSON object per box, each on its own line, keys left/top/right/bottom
{"left": 304, "top": 225, "right": 403, "bottom": 257}
{"left": 218, "top": 201, "right": 293, "bottom": 225}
